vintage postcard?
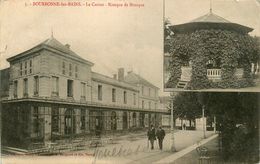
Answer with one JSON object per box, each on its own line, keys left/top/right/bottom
{"left": 0, "top": 0, "right": 259, "bottom": 164}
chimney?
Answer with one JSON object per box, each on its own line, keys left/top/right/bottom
{"left": 118, "top": 68, "right": 124, "bottom": 81}
{"left": 65, "top": 44, "right": 70, "bottom": 49}
{"left": 113, "top": 74, "right": 117, "bottom": 80}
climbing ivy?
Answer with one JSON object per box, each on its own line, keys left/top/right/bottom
{"left": 165, "top": 29, "right": 260, "bottom": 90}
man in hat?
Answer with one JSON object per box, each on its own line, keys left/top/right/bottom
{"left": 147, "top": 125, "right": 156, "bottom": 150}
{"left": 156, "top": 126, "right": 165, "bottom": 150}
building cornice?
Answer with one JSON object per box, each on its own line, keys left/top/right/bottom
{"left": 1, "top": 98, "right": 168, "bottom": 114}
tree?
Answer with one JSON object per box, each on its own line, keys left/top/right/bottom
{"left": 206, "top": 92, "right": 259, "bottom": 162}
{"left": 172, "top": 92, "right": 204, "bottom": 126}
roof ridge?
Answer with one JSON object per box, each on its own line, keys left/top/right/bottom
{"left": 190, "top": 11, "right": 231, "bottom": 23}
{"left": 126, "top": 72, "right": 159, "bottom": 89}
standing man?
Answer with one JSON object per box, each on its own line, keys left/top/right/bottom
{"left": 147, "top": 125, "right": 156, "bottom": 150}
{"left": 156, "top": 126, "right": 166, "bottom": 150}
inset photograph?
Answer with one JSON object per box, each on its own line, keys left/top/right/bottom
{"left": 164, "top": 0, "right": 260, "bottom": 92}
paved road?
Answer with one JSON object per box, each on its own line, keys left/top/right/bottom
{"left": 90, "top": 130, "right": 215, "bottom": 164}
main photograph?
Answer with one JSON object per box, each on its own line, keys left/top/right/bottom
{"left": 164, "top": 0, "right": 260, "bottom": 92}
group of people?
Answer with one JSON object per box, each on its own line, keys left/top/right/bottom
{"left": 147, "top": 125, "right": 165, "bottom": 150}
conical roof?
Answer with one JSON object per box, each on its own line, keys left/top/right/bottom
{"left": 170, "top": 11, "right": 253, "bottom": 34}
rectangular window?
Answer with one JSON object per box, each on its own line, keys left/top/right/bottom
{"left": 75, "top": 65, "right": 78, "bottom": 78}
{"left": 29, "top": 60, "right": 32, "bottom": 74}
{"left": 23, "top": 78, "right": 28, "bottom": 97}
{"left": 69, "top": 63, "right": 72, "bottom": 76}
{"left": 142, "top": 100, "right": 144, "bottom": 109}
{"left": 81, "top": 109, "right": 86, "bottom": 130}
{"left": 142, "top": 86, "right": 144, "bottom": 95}
{"left": 34, "top": 76, "right": 39, "bottom": 96}
{"left": 98, "top": 85, "right": 102, "bottom": 100}
{"left": 13, "top": 81, "right": 18, "bottom": 98}
{"left": 133, "top": 93, "right": 136, "bottom": 105}
{"left": 149, "top": 101, "right": 151, "bottom": 109}
{"left": 20, "top": 63, "right": 23, "bottom": 76}
{"left": 67, "top": 80, "right": 73, "bottom": 97}
{"left": 81, "top": 82, "right": 86, "bottom": 99}
{"left": 52, "top": 76, "right": 59, "bottom": 96}
{"left": 149, "top": 88, "right": 151, "bottom": 96}
{"left": 62, "top": 61, "right": 65, "bottom": 75}
{"left": 24, "top": 61, "right": 27, "bottom": 75}
{"left": 155, "top": 103, "right": 157, "bottom": 109}
{"left": 124, "top": 91, "right": 127, "bottom": 104}
{"left": 112, "top": 88, "right": 116, "bottom": 102}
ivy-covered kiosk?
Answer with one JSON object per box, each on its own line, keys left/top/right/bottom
{"left": 165, "top": 11, "right": 259, "bottom": 90}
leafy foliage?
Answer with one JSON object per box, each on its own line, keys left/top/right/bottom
{"left": 206, "top": 92, "right": 259, "bottom": 162}
{"left": 172, "top": 92, "right": 259, "bottom": 162}
{"left": 166, "top": 28, "right": 260, "bottom": 89}
{"left": 172, "top": 92, "right": 203, "bottom": 120}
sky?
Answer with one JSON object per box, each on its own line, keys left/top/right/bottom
{"left": 0, "top": 0, "right": 259, "bottom": 96}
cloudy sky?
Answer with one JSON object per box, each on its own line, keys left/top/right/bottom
{"left": 0, "top": 0, "right": 259, "bottom": 96}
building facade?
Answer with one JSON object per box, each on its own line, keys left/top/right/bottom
{"left": 0, "top": 37, "right": 167, "bottom": 147}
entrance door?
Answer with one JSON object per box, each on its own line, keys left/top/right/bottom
{"left": 64, "top": 109, "right": 76, "bottom": 135}
{"left": 123, "top": 112, "right": 128, "bottom": 129}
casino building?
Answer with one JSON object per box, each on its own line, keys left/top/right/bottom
{"left": 0, "top": 37, "right": 167, "bottom": 146}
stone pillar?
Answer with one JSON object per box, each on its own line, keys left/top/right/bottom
{"left": 116, "top": 111, "right": 123, "bottom": 130}
{"left": 75, "top": 109, "right": 81, "bottom": 134}
{"left": 85, "top": 109, "right": 89, "bottom": 132}
{"left": 104, "top": 111, "right": 111, "bottom": 131}
{"left": 44, "top": 107, "right": 51, "bottom": 142}
{"left": 144, "top": 113, "right": 149, "bottom": 127}
{"left": 136, "top": 112, "right": 140, "bottom": 127}
{"left": 60, "top": 108, "right": 65, "bottom": 135}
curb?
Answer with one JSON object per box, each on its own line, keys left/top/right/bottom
{"left": 155, "top": 134, "right": 218, "bottom": 163}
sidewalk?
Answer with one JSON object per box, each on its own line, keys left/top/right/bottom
{"left": 170, "top": 136, "right": 221, "bottom": 164}
{"left": 1, "top": 130, "right": 216, "bottom": 164}
{"left": 90, "top": 130, "right": 215, "bottom": 164}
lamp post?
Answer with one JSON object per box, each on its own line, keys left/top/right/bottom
{"left": 202, "top": 105, "right": 206, "bottom": 139}
{"left": 214, "top": 116, "right": 216, "bottom": 133}
{"left": 170, "top": 94, "right": 176, "bottom": 152}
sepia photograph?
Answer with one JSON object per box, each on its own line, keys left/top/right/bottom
{"left": 0, "top": 0, "right": 259, "bottom": 164}
{"left": 164, "top": 0, "right": 260, "bottom": 92}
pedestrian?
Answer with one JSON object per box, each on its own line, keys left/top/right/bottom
{"left": 156, "top": 126, "right": 165, "bottom": 150}
{"left": 183, "top": 123, "right": 186, "bottom": 130}
{"left": 147, "top": 125, "right": 156, "bottom": 150}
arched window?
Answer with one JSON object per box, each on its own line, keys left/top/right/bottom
{"left": 64, "top": 109, "right": 76, "bottom": 135}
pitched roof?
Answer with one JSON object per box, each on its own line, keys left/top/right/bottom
{"left": 170, "top": 11, "right": 253, "bottom": 34}
{"left": 190, "top": 11, "right": 230, "bottom": 23}
{"left": 91, "top": 72, "right": 139, "bottom": 92}
{"left": 7, "top": 37, "right": 94, "bottom": 66}
{"left": 124, "top": 72, "right": 159, "bottom": 89}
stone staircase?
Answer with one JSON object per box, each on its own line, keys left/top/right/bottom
{"left": 2, "top": 146, "right": 29, "bottom": 155}
{"left": 176, "top": 80, "right": 188, "bottom": 89}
